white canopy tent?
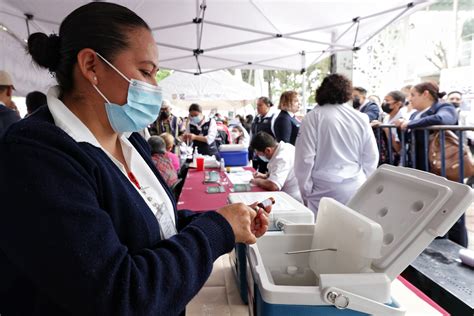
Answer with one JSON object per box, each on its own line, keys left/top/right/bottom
{"left": 0, "top": 0, "right": 433, "bottom": 98}
{"left": 159, "top": 70, "right": 257, "bottom": 111}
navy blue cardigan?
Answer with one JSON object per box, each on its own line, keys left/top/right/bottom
{"left": 407, "top": 101, "right": 457, "bottom": 170}
{"left": 0, "top": 107, "right": 235, "bottom": 315}
{"left": 273, "top": 110, "right": 300, "bottom": 145}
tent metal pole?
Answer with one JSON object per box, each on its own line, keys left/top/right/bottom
{"left": 160, "top": 55, "right": 193, "bottom": 63}
{"left": 285, "top": 20, "right": 353, "bottom": 37}
{"left": 201, "top": 55, "right": 291, "bottom": 69}
{"left": 204, "top": 20, "right": 276, "bottom": 37}
{"left": 0, "top": 23, "right": 27, "bottom": 48}
{"left": 156, "top": 42, "right": 194, "bottom": 52}
{"left": 196, "top": 3, "right": 206, "bottom": 50}
{"left": 204, "top": 36, "right": 275, "bottom": 52}
{"left": 301, "top": 51, "right": 307, "bottom": 114}
{"left": 284, "top": 1, "right": 427, "bottom": 38}
{"left": 308, "top": 21, "right": 357, "bottom": 66}
{"left": 0, "top": 10, "right": 59, "bottom": 26}
{"left": 151, "top": 21, "right": 193, "bottom": 31}
{"left": 195, "top": 0, "right": 200, "bottom": 48}
{"left": 360, "top": 1, "right": 428, "bottom": 21}
{"left": 357, "top": 4, "right": 413, "bottom": 48}
{"left": 249, "top": 0, "right": 281, "bottom": 33}
{"left": 285, "top": 35, "right": 353, "bottom": 49}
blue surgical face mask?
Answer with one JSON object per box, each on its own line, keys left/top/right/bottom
{"left": 257, "top": 154, "right": 269, "bottom": 162}
{"left": 190, "top": 115, "right": 201, "bottom": 125}
{"left": 93, "top": 52, "right": 162, "bottom": 133}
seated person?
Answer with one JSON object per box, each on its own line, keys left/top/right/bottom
{"left": 250, "top": 132, "right": 303, "bottom": 202}
{"left": 160, "top": 132, "right": 180, "bottom": 172}
{"left": 148, "top": 136, "right": 178, "bottom": 188}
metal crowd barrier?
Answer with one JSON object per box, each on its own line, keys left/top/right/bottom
{"left": 373, "top": 124, "right": 474, "bottom": 183}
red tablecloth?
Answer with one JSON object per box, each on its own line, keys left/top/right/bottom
{"left": 178, "top": 167, "right": 264, "bottom": 212}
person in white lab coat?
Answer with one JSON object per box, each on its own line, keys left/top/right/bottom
{"left": 294, "top": 74, "right": 379, "bottom": 217}
{"left": 250, "top": 132, "right": 303, "bottom": 202}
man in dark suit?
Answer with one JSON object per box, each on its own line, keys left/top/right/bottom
{"left": 352, "top": 86, "right": 380, "bottom": 122}
{"left": 0, "top": 70, "right": 20, "bottom": 136}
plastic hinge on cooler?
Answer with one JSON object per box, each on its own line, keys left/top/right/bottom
{"left": 321, "top": 286, "right": 406, "bottom": 316}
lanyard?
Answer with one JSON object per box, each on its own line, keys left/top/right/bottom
{"left": 128, "top": 172, "right": 141, "bottom": 189}
{"left": 128, "top": 171, "right": 177, "bottom": 239}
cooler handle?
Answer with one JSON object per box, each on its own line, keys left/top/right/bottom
{"left": 322, "top": 286, "right": 406, "bottom": 316}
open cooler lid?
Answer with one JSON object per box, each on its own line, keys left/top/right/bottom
{"left": 228, "top": 191, "right": 314, "bottom": 230}
{"left": 347, "top": 165, "right": 473, "bottom": 280}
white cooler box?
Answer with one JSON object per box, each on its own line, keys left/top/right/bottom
{"left": 228, "top": 191, "right": 315, "bottom": 304}
{"left": 247, "top": 165, "right": 473, "bottom": 315}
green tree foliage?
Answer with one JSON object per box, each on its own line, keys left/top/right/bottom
{"left": 156, "top": 69, "right": 172, "bottom": 82}
{"left": 238, "top": 57, "right": 330, "bottom": 104}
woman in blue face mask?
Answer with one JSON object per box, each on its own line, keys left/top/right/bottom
{"left": 0, "top": 3, "right": 270, "bottom": 315}
{"left": 182, "top": 103, "right": 221, "bottom": 160}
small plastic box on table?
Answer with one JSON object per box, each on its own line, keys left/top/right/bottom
{"left": 246, "top": 165, "right": 473, "bottom": 315}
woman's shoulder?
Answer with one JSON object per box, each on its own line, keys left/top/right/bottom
{"left": 275, "top": 110, "right": 290, "bottom": 121}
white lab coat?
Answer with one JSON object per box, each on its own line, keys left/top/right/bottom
{"left": 294, "top": 103, "right": 379, "bottom": 216}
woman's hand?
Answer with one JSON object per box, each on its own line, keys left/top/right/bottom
{"left": 370, "top": 120, "right": 381, "bottom": 127}
{"left": 216, "top": 202, "right": 270, "bottom": 243}
{"left": 182, "top": 133, "right": 195, "bottom": 141}
{"left": 248, "top": 201, "right": 271, "bottom": 238}
{"left": 394, "top": 118, "right": 409, "bottom": 131}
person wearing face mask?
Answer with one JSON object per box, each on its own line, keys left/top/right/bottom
{"left": 372, "top": 91, "right": 406, "bottom": 165}
{"left": 447, "top": 90, "right": 464, "bottom": 110}
{"left": 150, "top": 99, "right": 183, "bottom": 138}
{"left": 0, "top": 3, "right": 271, "bottom": 315}
{"left": 182, "top": 103, "right": 221, "bottom": 160}
{"left": 273, "top": 91, "right": 301, "bottom": 145}
{"left": 352, "top": 86, "right": 380, "bottom": 122}
{"left": 231, "top": 125, "right": 250, "bottom": 148}
{"left": 250, "top": 132, "right": 302, "bottom": 202}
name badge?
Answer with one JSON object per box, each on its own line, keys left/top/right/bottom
{"left": 141, "top": 186, "right": 177, "bottom": 239}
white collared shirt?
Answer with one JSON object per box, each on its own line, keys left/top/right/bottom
{"left": 46, "top": 86, "right": 176, "bottom": 235}
{"left": 187, "top": 116, "right": 217, "bottom": 145}
{"left": 383, "top": 109, "right": 405, "bottom": 142}
{"left": 267, "top": 141, "right": 302, "bottom": 202}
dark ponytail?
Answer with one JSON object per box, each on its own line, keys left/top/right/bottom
{"left": 413, "top": 82, "right": 445, "bottom": 102}
{"left": 258, "top": 96, "right": 273, "bottom": 107}
{"left": 28, "top": 33, "right": 61, "bottom": 72}
{"left": 27, "top": 2, "right": 150, "bottom": 94}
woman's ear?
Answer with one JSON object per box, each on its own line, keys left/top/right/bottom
{"left": 76, "top": 48, "right": 100, "bottom": 86}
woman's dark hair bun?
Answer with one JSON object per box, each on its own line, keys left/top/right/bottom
{"left": 28, "top": 32, "right": 61, "bottom": 72}
{"left": 438, "top": 91, "right": 447, "bottom": 99}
